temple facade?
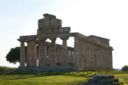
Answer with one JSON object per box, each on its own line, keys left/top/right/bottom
{"left": 18, "top": 13, "right": 113, "bottom": 72}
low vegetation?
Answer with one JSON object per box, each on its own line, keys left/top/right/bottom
{"left": 0, "top": 74, "right": 87, "bottom": 85}
{"left": 122, "top": 65, "right": 128, "bottom": 71}
{"left": 115, "top": 74, "right": 128, "bottom": 85}
{"left": 0, "top": 67, "right": 128, "bottom": 85}
{"left": 0, "top": 66, "right": 15, "bottom": 74}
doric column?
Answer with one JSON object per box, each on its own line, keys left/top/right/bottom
{"left": 50, "top": 38, "right": 57, "bottom": 67}
{"left": 26, "top": 41, "right": 37, "bottom": 67}
{"left": 26, "top": 42, "right": 31, "bottom": 67}
{"left": 30, "top": 42, "right": 37, "bottom": 67}
{"left": 73, "top": 36, "right": 80, "bottom": 70}
{"left": 110, "top": 50, "right": 113, "bottom": 69}
{"left": 38, "top": 39, "right": 46, "bottom": 67}
{"left": 56, "top": 46, "right": 61, "bottom": 65}
{"left": 20, "top": 41, "right": 25, "bottom": 67}
{"left": 61, "top": 38, "right": 68, "bottom": 67}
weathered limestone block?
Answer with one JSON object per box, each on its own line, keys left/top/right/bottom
{"left": 37, "top": 13, "right": 62, "bottom": 35}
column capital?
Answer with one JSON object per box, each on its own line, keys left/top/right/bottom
{"left": 18, "top": 39, "right": 25, "bottom": 43}
{"left": 51, "top": 38, "right": 56, "bottom": 44}
{"left": 60, "top": 36, "right": 69, "bottom": 41}
{"left": 20, "top": 41, "right": 25, "bottom": 44}
{"left": 59, "top": 33, "right": 70, "bottom": 41}
{"left": 48, "top": 35, "right": 56, "bottom": 43}
{"left": 37, "top": 38, "right": 46, "bottom": 44}
{"left": 40, "top": 37, "right": 47, "bottom": 41}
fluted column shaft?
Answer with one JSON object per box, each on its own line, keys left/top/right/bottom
{"left": 30, "top": 42, "right": 37, "bottom": 67}
{"left": 38, "top": 40, "right": 46, "bottom": 67}
{"left": 73, "top": 37, "right": 80, "bottom": 70}
{"left": 20, "top": 41, "right": 25, "bottom": 67}
{"left": 50, "top": 39, "right": 56, "bottom": 67}
{"left": 62, "top": 39, "right": 68, "bottom": 67}
{"left": 27, "top": 41, "right": 37, "bottom": 67}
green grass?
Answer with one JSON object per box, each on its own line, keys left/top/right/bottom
{"left": 0, "top": 71, "right": 128, "bottom": 85}
{"left": 115, "top": 74, "right": 128, "bottom": 85}
{"left": 0, "top": 74, "right": 87, "bottom": 85}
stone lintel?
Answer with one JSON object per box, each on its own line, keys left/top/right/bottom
{"left": 71, "top": 32, "right": 113, "bottom": 50}
{"left": 18, "top": 35, "right": 37, "bottom": 42}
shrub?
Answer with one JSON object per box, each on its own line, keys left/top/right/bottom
{"left": 0, "top": 66, "right": 15, "bottom": 74}
{"left": 121, "top": 65, "right": 128, "bottom": 71}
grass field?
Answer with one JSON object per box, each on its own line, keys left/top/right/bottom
{"left": 0, "top": 74, "right": 87, "bottom": 85}
{"left": 115, "top": 74, "right": 128, "bottom": 85}
{"left": 0, "top": 71, "right": 128, "bottom": 85}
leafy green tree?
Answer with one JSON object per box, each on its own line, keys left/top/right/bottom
{"left": 6, "top": 47, "right": 20, "bottom": 64}
{"left": 122, "top": 65, "right": 128, "bottom": 71}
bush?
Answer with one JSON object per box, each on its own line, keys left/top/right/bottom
{"left": 6, "top": 47, "right": 20, "bottom": 63}
{"left": 121, "top": 65, "right": 128, "bottom": 71}
{"left": 0, "top": 66, "right": 16, "bottom": 74}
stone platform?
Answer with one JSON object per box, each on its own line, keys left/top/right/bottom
{"left": 13, "top": 67, "right": 74, "bottom": 73}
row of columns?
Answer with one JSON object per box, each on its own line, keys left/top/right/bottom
{"left": 74, "top": 36, "right": 113, "bottom": 70}
{"left": 19, "top": 37, "right": 73, "bottom": 68}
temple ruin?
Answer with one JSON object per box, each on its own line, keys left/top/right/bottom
{"left": 18, "top": 13, "right": 113, "bottom": 72}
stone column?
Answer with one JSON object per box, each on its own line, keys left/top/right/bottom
{"left": 109, "top": 49, "right": 113, "bottom": 69}
{"left": 30, "top": 42, "right": 37, "bottom": 67}
{"left": 38, "top": 39, "right": 46, "bottom": 67}
{"left": 26, "top": 41, "right": 37, "bottom": 67}
{"left": 50, "top": 38, "right": 57, "bottom": 67}
{"left": 61, "top": 38, "right": 68, "bottom": 67}
{"left": 20, "top": 41, "right": 25, "bottom": 67}
{"left": 56, "top": 46, "right": 61, "bottom": 65}
{"left": 73, "top": 36, "right": 80, "bottom": 70}
{"left": 26, "top": 42, "right": 31, "bottom": 67}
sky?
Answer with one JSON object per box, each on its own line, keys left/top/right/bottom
{"left": 0, "top": 0, "right": 128, "bottom": 69}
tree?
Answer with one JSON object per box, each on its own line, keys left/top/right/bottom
{"left": 6, "top": 47, "right": 20, "bottom": 64}
{"left": 121, "top": 65, "right": 128, "bottom": 71}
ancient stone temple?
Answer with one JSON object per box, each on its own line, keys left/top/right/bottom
{"left": 18, "top": 13, "right": 113, "bottom": 72}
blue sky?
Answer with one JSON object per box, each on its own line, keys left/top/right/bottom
{"left": 0, "top": 0, "right": 128, "bottom": 68}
